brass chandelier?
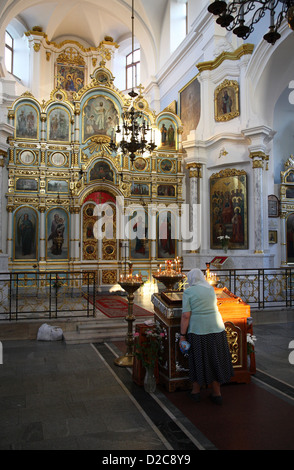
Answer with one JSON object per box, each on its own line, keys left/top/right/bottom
{"left": 110, "top": 0, "right": 156, "bottom": 163}
{"left": 207, "top": 0, "right": 294, "bottom": 45}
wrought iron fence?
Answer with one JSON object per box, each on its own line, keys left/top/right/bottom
{"left": 213, "top": 268, "right": 294, "bottom": 309}
{"left": 0, "top": 271, "right": 97, "bottom": 321}
{"left": 0, "top": 268, "right": 293, "bottom": 321}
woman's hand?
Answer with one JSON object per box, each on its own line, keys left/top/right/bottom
{"left": 179, "top": 334, "right": 186, "bottom": 349}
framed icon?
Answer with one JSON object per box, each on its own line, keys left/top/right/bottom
{"left": 268, "top": 195, "right": 279, "bottom": 217}
{"left": 269, "top": 230, "right": 278, "bottom": 244}
{"left": 19, "top": 150, "right": 36, "bottom": 165}
{"left": 215, "top": 79, "right": 240, "bottom": 122}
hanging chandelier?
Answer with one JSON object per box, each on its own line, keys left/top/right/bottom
{"left": 207, "top": 0, "right": 294, "bottom": 45}
{"left": 109, "top": 0, "right": 156, "bottom": 163}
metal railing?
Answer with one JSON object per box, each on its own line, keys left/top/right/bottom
{"left": 0, "top": 271, "right": 97, "bottom": 321}
{"left": 209, "top": 268, "right": 294, "bottom": 309}
{"left": 0, "top": 268, "right": 293, "bottom": 321}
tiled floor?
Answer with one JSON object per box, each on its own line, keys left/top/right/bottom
{"left": 0, "top": 303, "right": 293, "bottom": 450}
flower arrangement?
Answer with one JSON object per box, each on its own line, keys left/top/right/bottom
{"left": 53, "top": 274, "right": 63, "bottom": 290}
{"left": 247, "top": 333, "right": 257, "bottom": 355}
{"left": 134, "top": 324, "right": 166, "bottom": 370}
{"left": 217, "top": 235, "right": 230, "bottom": 251}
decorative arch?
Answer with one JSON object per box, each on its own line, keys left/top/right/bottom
{"left": 245, "top": 25, "right": 294, "bottom": 126}
{"left": 156, "top": 110, "right": 182, "bottom": 152}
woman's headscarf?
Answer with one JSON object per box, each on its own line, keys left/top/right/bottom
{"left": 187, "top": 268, "right": 211, "bottom": 288}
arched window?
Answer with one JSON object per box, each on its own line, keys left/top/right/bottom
{"left": 126, "top": 48, "right": 140, "bottom": 90}
{"left": 5, "top": 31, "right": 13, "bottom": 74}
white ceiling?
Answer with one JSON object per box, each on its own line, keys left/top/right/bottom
{"left": 0, "top": 0, "right": 169, "bottom": 80}
{"left": 9, "top": 0, "right": 169, "bottom": 48}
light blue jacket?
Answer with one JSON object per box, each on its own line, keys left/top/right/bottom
{"left": 182, "top": 284, "right": 225, "bottom": 335}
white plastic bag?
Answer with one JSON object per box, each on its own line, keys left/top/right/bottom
{"left": 37, "top": 323, "right": 63, "bottom": 341}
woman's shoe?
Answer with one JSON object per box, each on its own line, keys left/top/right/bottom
{"left": 209, "top": 394, "right": 222, "bottom": 405}
{"left": 188, "top": 392, "right": 201, "bottom": 402}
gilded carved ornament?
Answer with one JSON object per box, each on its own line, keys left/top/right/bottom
{"left": 225, "top": 322, "right": 240, "bottom": 365}
{"left": 83, "top": 136, "right": 112, "bottom": 155}
{"left": 252, "top": 160, "right": 264, "bottom": 169}
{"left": 249, "top": 151, "right": 269, "bottom": 169}
{"left": 25, "top": 29, "right": 119, "bottom": 56}
{"left": 33, "top": 43, "right": 41, "bottom": 53}
{"left": 102, "top": 270, "right": 117, "bottom": 285}
{"left": 284, "top": 155, "right": 294, "bottom": 168}
{"left": 43, "top": 89, "right": 73, "bottom": 111}
{"left": 186, "top": 162, "right": 202, "bottom": 178}
{"left": 211, "top": 168, "right": 246, "bottom": 179}
{"left": 196, "top": 44, "right": 254, "bottom": 73}
{"left": 56, "top": 48, "right": 86, "bottom": 67}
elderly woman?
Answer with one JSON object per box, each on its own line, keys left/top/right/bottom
{"left": 180, "top": 268, "right": 233, "bottom": 405}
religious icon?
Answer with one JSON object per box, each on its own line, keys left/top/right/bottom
{"left": 215, "top": 80, "right": 240, "bottom": 122}
{"left": 14, "top": 207, "right": 38, "bottom": 260}
{"left": 268, "top": 195, "right": 279, "bottom": 217}
{"left": 48, "top": 180, "right": 69, "bottom": 193}
{"left": 130, "top": 211, "right": 150, "bottom": 260}
{"left": 46, "top": 209, "right": 69, "bottom": 260}
{"left": 15, "top": 179, "right": 38, "bottom": 191}
{"left": 90, "top": 161, "right": 114, "bottom": 182}
{"left": 82, "top": 96, "right": 119, "bottom": 142}
{"left": 15, "top": 104, "right": 39, "bottom": 140}
{"left": 133, "top": 157, "right": 147, "bottom": 171}
{"left": 19, "top": 150, "right": 35, "bottom": 165}
{"left": 160, "top": 159, "right": 173, "bottom": 173}
{"left": 157, "top": 211, "right": 176, "bottom": 259}
{"left": 269, "top": 230, "right": 277, "bottom": 244}
{"left": 179, "top": 76, "right": 201, "bottom": 141}
{"left": 131, "top": 183, "right": 149, "bottom": 196}
{"left": 158, "top": 119, "right": 176, "bottom": 150}
{"left": 210, "top": 169, "right": 248, "bottom": 250}
{"left": 55, "top": 61, "right": 85, "bottom": 102}
{"left": 157, "top": 184, "right": 176, "bottom": 197}
{"left": 50, "top": 152, "right": 67, "bottom": 167}
{"left": 48, "top": 107, "right": 70, "bottom": 142}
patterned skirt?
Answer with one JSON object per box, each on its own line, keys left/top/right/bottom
{"left": 187, "top": 331, "right": 234, "bottom": 386}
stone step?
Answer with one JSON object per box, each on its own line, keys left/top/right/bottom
{"left": 63, "top": 316, "right": 152, "bottom": 344}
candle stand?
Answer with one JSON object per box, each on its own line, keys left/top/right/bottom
{"left": 205, "top": 262, "right": 219, "bottom": 287}
{"left": 114, "top": 265, "right": 144, "bottom": 368}
{"left": 152, "top": 259, "right": 185, "bottom": 292}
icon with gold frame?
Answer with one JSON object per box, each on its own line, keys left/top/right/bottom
{"left": 215, "top": 79, "right": 240, "bottom": 122}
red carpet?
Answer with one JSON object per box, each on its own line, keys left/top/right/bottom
{"left": 88, "top": 295, "right": 153, "bottom": 318}
{"left": 160, "top": 383, "right": 294, "bottom": 450}
{"left": 113, "top": 340, "right": 294, "bottom": 450}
